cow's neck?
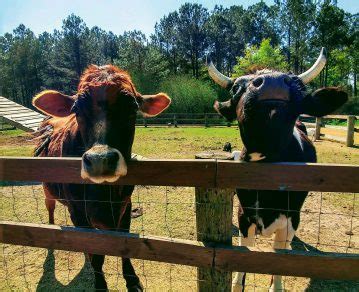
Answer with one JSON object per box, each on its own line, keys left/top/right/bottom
{"left": 239, "top": 127, "right": 316, "bottom": 163}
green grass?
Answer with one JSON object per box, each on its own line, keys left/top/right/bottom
{"left": 324, "top": 118, "right": 359, "bottom": 127}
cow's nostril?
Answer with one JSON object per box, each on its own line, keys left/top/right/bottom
{"left": 83, "top": 154, "right": 92, "bottom": 168}
{"left": 252, "top": 77, "right": 263, "bottom": 88}
{"left": 107, "top": 151, "right": 120, "bottom": 168}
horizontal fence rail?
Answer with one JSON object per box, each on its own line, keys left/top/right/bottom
{"left": 1, "top": 156, "right": 359, "bottom": 287}
{"left": 1, "top": 221, "right": 358, "bottom": 281}
{"left": 1, "top": 156, "right": 359, "bottom": 192}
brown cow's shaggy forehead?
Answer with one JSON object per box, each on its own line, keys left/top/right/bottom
{"left": 77, "top": 65, "right": 139, "bottom": 101}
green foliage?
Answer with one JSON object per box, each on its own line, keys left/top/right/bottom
{"left": 159, "top": 76, "right": 217, "bottom": 113}
{"left": 115, "top": 32, "right": 170, "bottom": 94}
{"left": 340, "top": 96, "right": 359, "bottom": 115}
{"left": 233, "top": 39, "right": 288, "bottom": 76}
{"left": 0, "top": 2, "right": 358, "bottom": 114}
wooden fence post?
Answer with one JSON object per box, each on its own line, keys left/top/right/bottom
{"left": 195, "top": 152, "right": 233, "bottom": 292}
{"left": 346, "top": 115, "right": 355, "bottom": 147}
{"left": 144, "top": 117, "right": 148, "bottom": 128}
{"left": 204, "top": 114, "right": 208, "bottom": 128}
{"left": 315, "top": 117, "right": 322, "bottom": 141}
{"left": 173, "top": 114, "right": 178, "bottom": 128}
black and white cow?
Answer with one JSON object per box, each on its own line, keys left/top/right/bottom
{"left": 207, "top": 48, "right": 347, "bottom": 291}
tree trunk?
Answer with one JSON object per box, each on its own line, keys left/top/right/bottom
{"left": 287, "top": 27, "right": 291, "bottom": 70}
{"left": 354, "top": 72, "right": 357, "bottom": 96}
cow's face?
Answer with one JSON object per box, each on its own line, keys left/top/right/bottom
{"left": 33, "top": 65, "right": 171, "bottom": 183}
{"left": 208, "top": 49, "right": 347, "bottom": 162}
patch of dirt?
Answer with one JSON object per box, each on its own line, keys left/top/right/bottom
{"left": 0, "top": 132, "right": 34, "bottom": 147}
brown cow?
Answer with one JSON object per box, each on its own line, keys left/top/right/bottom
{"left": 33, "top": 64, "right": 171, "bottom": 291}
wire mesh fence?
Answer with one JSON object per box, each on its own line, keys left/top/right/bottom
{"left": 1, "top": 182, "right": 358, "bottom": 291}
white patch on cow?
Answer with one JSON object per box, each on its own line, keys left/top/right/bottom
{"left": 258, "top": 214, "right": 289, "bottom": 237}
{"left": 249, "top": 152, "right": 266, "bottom": 162}
{"left": 232, "top": 224, "right": 256, "bottom": 292}
{"left": 80, "top": 148, "right": 127, "bottom": 184}
{"left": 294, "top": 127, "right": 304, "bottom": 151}
{"left": 270, "top": 217, "right": 295, "bottom": 292}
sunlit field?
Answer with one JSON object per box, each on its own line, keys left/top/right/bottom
{"left": 1, "top": 127, "right": 358, "bottom": 291}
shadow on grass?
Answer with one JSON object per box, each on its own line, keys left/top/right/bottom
{"left": 36, "top": 249, "right": 94, "bottom": 291}
{"left": 0, "top": 181, "right": 41, "bottom": 187}
{"left": 291, "top": 236, "right": 359, "bottom": 291}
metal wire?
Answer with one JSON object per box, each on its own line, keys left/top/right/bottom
{"left": 0, "top": 184, "right": 358, "bottom": 291}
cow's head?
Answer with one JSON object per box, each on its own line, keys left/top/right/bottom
{"left": 208, "top": 48, "right": 347, "bottom": 162}
{"left": 33, "top": 65, "right": 171, "bottom": 183}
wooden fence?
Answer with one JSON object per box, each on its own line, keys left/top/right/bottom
{"left": 1, "top": 157, "right": 359, "bottom": 291}
{"left": 137, "top": 113, "right": 358, "bottom": 147}
{"left": 311, "top": 115, "right": 358, "bottom": 147}
{"left": 1, "top": 111, "right": 357, "bottom": 147}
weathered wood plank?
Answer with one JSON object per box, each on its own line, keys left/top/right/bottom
{"left": 0, "top": 221, "right": 214, "bottom": 269}
{"left": 0, "top": 105, "right": 25, "bottom": 110}
{"left": 1, "top": 116, "right": 35, "bottom": 132}
{"left": 21, "top": 118, "right": 45, "bottom": 125}
{"left": 0, "top": 157, "right": 217, "bottom": 187}
{"left": 0, "top": 108, "right": 31, "bottom": 115}
{"left": 1, "top": 157, "right": 359, "bottom": 191}
{"left": 4, "top": 112, "right": 42, "bottom": 119}
{"left": 216, "top": 161, "right": 359, "bottom": 192}
{"left": 346, "top": 115, "right": 355, "bottom": 147}
{"left": 0, "top": 221, "right": 358, "bottom": 280}
{"left": 215, "top": 245, "right": 359, "bottom": 280}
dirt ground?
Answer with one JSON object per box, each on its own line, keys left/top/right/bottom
{"left": 0, "top": 127, "right": 358, "bottom": 291}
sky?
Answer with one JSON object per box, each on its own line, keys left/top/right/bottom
{"left": 0, "top": 0, "right": 358, "bottom": 37}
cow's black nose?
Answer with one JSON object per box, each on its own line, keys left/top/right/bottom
{"left": 83, "top": 153, "right": 93, "bottom": 168}
{"left": 106, "top": 150, "right": 120, "bottom": 171}
{"left": 252, "top": 77, "right": 264, "bottom": 88}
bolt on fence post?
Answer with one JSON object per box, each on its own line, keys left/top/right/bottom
{"left": 346, "top": 115, "right": 355, "bottom": 147}
{"left": 195, "top": 152, "right": 233, "bottom": 292}
{"left": 315, "top": 117, "right": 322, "bottom": 141}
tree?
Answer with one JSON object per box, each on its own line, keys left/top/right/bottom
{"left": 275, "top": 0, "right": 316, "bottom": 74}
{"left": 313, "top": 1, "right": 349, "bottom": 86}
{"left": 176, "top": 3, "right": 209, "bottom": 78}
{"left": 205, "top": 6, "right": 236, "bottom": 74}
{"left": 153, "top": 12, "right": 180, "bottom": 74}
{"left": 115, "top": 31, "right": 169, "bottom": 93}
{"left": 233, "top": 39, "right": 288, "bottom": 76}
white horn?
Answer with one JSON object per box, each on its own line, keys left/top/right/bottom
{"left": 298, "top": 47, "right": 327, "bottom": 84}
{"left": 207, "top": 57, "right": 233, "bottom": 88}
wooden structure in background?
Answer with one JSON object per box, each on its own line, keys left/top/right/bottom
{"left": 0, "top": 96, "right": 45, "bottom": 132}
{"left": 313, "top": 115, "right": 357, "bottom": 147}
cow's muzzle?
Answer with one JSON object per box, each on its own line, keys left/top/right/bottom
{"left": 81, "top": 144, "right": 127, "bottom": 183}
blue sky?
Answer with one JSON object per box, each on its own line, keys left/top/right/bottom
{"left": 0, "top": 0, "right": 358, "bottom": 37}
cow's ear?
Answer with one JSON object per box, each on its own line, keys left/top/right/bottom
{"left": 301, "top": 87, "right": 348, "bottom": 117}
{"left": 214, "top": 100, "right": 237, "bottom": 121}
{"left": 138, "top": 93, "right": 171, "bottom": 117}
{"left": 33, "top": 90, "right": 75, "bottom": 117}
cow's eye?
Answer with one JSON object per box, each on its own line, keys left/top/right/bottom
{"left": 232, "top": 84, "right": 240, "bottom": 94}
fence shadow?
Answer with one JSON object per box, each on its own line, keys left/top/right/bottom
{"left": 36, "top": 249, "right": 94, "bottom": 291}
{"left": 291, "top": 236, "right": 358, "bottom": 291}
